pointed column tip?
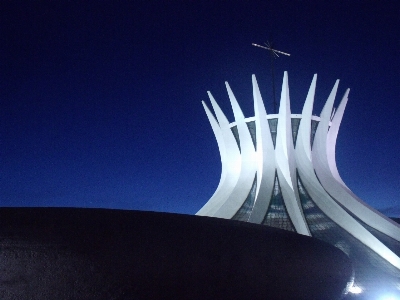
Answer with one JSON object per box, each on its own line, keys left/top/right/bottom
{"left": 282, "top": 72, "right": 289, "bottom": 85}
{"left": 252, "top": 74, "right": 257, "bottom": 84}
{"left": 340, "top": 88, "right": 350, "bottom": 103}
{"left": 282, "top": 71, "right": 289, "bottom": 85}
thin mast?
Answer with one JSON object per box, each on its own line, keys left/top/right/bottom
{"left": 270, "top": 48, "right": 277, "bottom": 114}
{"left": 252, "top": 42, "right": 290, "bottom": 113}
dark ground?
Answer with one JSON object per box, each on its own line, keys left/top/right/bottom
{"left": 0, "top": 207, "right": 352, "bottom": 300}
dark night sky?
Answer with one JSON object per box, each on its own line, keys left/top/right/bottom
{"left": 1, "top": 1, "right": 399, "bottom": 216}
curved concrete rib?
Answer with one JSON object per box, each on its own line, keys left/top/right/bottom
{"left": 296, "top": 77, "right": 354, "bottom": 221}
{"left": 312, "top": 79, "right": 339, "bottom": 192}
{"left": 197, "top": 93, "right": 241, "bottom": 216}
{"left": 327, "top": 90, "right": 349, "bottom": 189}
{"left": 275, "top": 72, "right": 310, "bottom": 236}
{"left": 213, "top": 83, "right": 257, "bottom": 218}
{"left": 248, "top": 75, "right": 275, "bottom": 224}
{"left": 298, "top": 79, "right": 400, "bottom": 269}
{"left": 196, "top": 102, "right": 228, "bottom": 216}
{"left": 197, "top": 71, "right": 400, "bottom": 270}
{"left": 295, "top": 74, "right": 317, "bottom": 168}
{"left": 315, "top": 88, "right": 400, "bottom": 241}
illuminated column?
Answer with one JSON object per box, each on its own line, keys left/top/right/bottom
{"left": 197, "top": 72, "right": 400, "bottom": 271}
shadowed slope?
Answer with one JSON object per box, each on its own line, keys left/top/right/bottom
{"left": 0, "top": 208, "right": 352, "bottom": 299}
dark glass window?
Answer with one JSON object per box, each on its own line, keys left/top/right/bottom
{"left": 261, "top": 174, "right": 296, "bottom": 232}
{"left": 246, "top": 121, "right": 256, "bottom": 149}
{"left": 230, "top": 126, "right": 240, "bottom": 152}
{"left": 297, "top": 176, "right": 400, "bottom": 294}
{"left": 310, "top": 120, "right": 319, "bottom": 148}
{"left": 291, "top": 118, "right": 301, "bottom": 147}
{"left": 333, "top": 203, "right": 400, "bottom": 258}
{"left": 232, "top": 176, "right": 257, "bottom": 222}
{"left": 267, "top": 118, "right": 278, "bottom": 149}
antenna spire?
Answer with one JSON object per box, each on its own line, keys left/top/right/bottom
{"left": 252, "top": 42, "right": 290, "bottom": 113}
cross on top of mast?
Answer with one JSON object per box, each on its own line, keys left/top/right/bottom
{"left": 252, "top": 42, "right": 291, "bottom": 57}
{"left": 252, "top": 41, "right": 290, "bottom": 113}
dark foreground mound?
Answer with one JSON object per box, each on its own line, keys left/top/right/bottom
{"left": 0, "top": 208, "right": 352, "bottom": 299}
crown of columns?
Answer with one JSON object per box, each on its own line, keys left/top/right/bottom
{"left": 197, "top": 72, "right": 400, "bottom": 279}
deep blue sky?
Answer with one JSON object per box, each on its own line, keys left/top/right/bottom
{"left": 1, "top": 1, "right": 399, "bottom": 216}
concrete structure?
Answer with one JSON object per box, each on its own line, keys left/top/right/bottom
{"left": 197, "top": 72, "right": 400, "bottom": 298}
{"left": 0, "top": 208, "right": 352, "bottom": 300}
